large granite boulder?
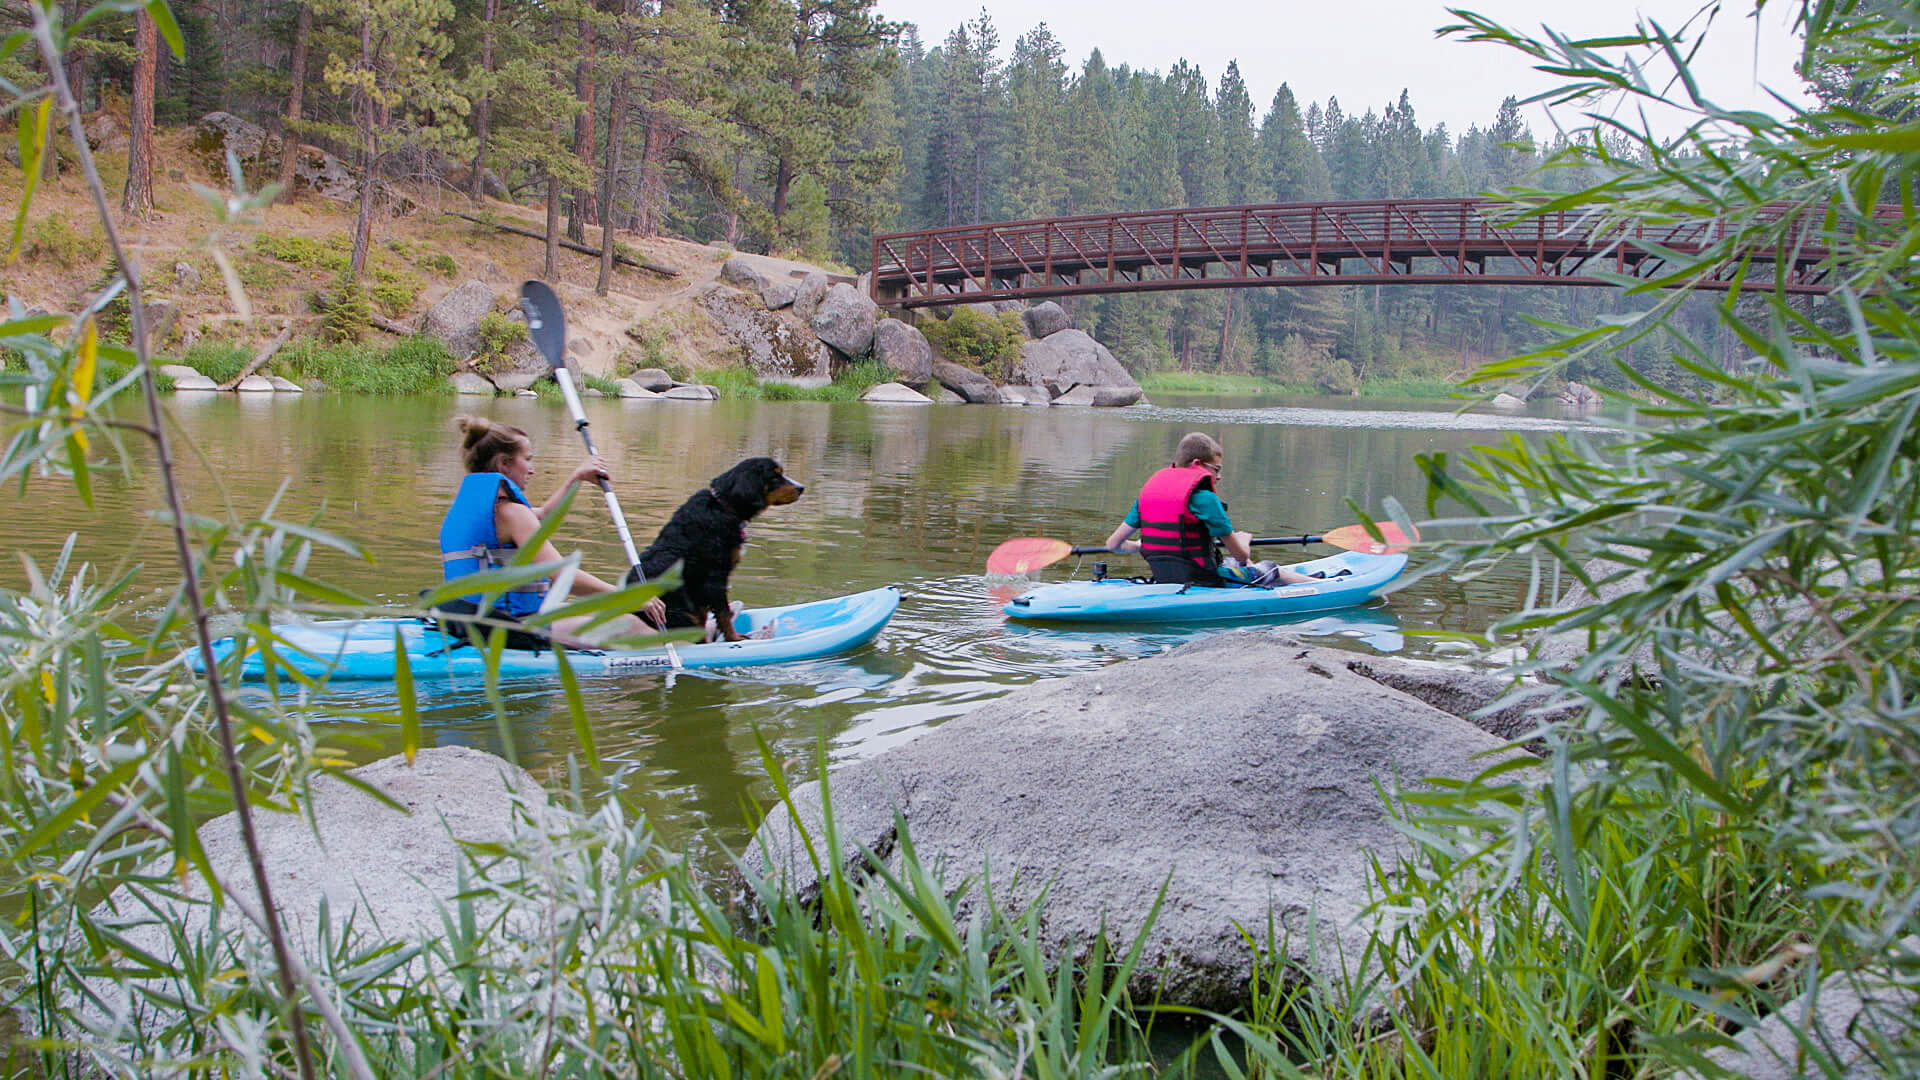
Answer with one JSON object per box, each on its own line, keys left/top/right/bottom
{"left": 697, "top": 284, "right": 833, "bottom": 379}
{"left": 419, "top": 280, "right": 497, "bottom": 361}
{"left": 1682, "top": 950, "right": 1918, "bottom": 1080}
{"left": 931, "top": 359, "right": 1001, "bottom": 404}
{"left": 872, "top": 318, "right": 933, "bottom": 388}
{"left": 1016, "top": 329, "right": 1141, "bottom": 404}
{"left": 449, "top": 371, "right": 495, "bottom": 395}
{"left": 1022, "top": 301, "right": 1072, "bottom": 339}
{"left": 997, "top": 384, "right": 1051, "bottom": 406}
{"left": 629, "top": 368, "right": 675, "bottom": 392}
{"left": 81, "top": 748, "right": 540, "bottom": 1029}
{"left": 194, "top": 111, "right": 358, "bottom": 201}
{"left": 792, "top": 271, "right": 830, "bottom": 319}
{"left": 719, "top": 256, "right": 769, "bottom": 295}
{"left": 861, "top": 381, "right": 933, "bottom": 404}
{"left": 745, "top": 631, "right": 1534, "bottom": 1011}
{"left": 809, "top": 283, "right": 879, "bottom": 358}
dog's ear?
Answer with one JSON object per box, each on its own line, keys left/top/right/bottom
{"left": 711, "top": 458, "right": 776, "bottom": 515}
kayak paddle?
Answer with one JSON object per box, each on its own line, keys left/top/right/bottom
{"left": 986, "top": 521, "right": 1417, "bottom": 575}
{"left": 517, "top": 280, "right": 646, "bottom": 584}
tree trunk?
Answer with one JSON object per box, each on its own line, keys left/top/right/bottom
{"left": 1217, "top": 292, "right": 1236, "bottom": 367}
{"left": 120, "top": 11, "right": 156, "bottom": 217}
{"left": 597, "top": 74, "right": 629, "bottom": 296}
{"left": 566, "top": 18, "right": 598, "bottom": 243}
{"left": 275, "top": 2, "right": 311, "bottom": 203}
{"left": 544, "top": 174, "right": 561, "bottom": 281}
{"left": 467, "top": 0, "right": 498, "bottom": 200}
{"left": 348, "top": 18, "right": 375, "bottom": 275}
{"left": 632, "top": 77, "right": 674, "bottom": 238}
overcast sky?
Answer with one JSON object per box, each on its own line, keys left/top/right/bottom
{"left": 875, "top": 0, "right": 1810, "bottom": 139}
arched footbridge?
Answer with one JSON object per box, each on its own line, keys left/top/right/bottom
{"left": 869, "top": 197, "right": 1859, "bottom": 307}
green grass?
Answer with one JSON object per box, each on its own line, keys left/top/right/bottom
{"left": 1357, "top": 377, "right": 1463, "bottom": 400}
{"left": 1139, "top": 371, "right": 1311, "bottom": 395}
{"left": 704, "top": 359, "right": 898, "bottom": 402}
{"left": 170, "top": 341, "right": 253, "bottom": 384}
{"left": 268, "top": 335, "right": 456, "bottom": 395}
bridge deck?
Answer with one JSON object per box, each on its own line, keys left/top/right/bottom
{"left": 870, "top": 198, "right": 1847, "bottom": 306}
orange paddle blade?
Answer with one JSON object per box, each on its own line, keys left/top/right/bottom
{"left": 1319, "top": 521, "right": 1418, "bottom": 555}
{"left": 987, "top": 537, "right": 1075, "bottom": 574}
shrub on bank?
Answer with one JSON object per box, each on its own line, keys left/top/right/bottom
{"left": 922, "top": 307, "right": 1025, "bottom": 377}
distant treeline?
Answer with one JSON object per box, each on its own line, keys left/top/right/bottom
{"left": 3, "top": 0, "right": 1760, "bottom": 386}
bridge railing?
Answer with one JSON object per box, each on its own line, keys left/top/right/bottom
{"left": 871, "top": 198, "right": 1843, "bottom": 303}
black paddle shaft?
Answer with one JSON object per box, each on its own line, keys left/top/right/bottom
{"left": 1071, "top": 535, "right": 1320, "bottom": 556}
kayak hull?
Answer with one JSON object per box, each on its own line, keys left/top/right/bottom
{"left": 218, "top": 586, "right": 901, "bottom": 681}
{"left": 1002, "top": 552, "right": 1405, "bottom": 623}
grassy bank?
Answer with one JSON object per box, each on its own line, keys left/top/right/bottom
{"left": 171, "top": 336, "right": 459, "bottom": 395}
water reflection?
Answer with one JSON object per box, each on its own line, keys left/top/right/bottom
{"left": 14, "top": 391, "right": 1539, "bottom": 854}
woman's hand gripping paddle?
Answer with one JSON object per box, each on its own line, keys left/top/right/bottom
{"left": 517, "top": 280, "right": 646, "bottom": 585}
{"left": 985, "top": 521, "right": 1417, "bottom": 575}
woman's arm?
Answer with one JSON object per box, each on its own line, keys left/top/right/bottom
{"left": 1104, "top": 523, "right": 1141, "bottom": 553}
{"left": 533, "top": 456, "right": 610, "bottom": 520}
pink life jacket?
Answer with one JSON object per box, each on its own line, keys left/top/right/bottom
{"left": 1136, "top": 464, "right": 1218, "bottom": 571}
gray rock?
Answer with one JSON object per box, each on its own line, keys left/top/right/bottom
{"left": 628, "top": 368, "right": 675, "bottom": 392}
{"left": 1490, "top": 392, "right": 1526, "bottom": 408}
{"left": 745, "top": 631, "right": 1534, "bottom": 1012}
{"left": 142, "top": 300, "right": 180, "bottom": 346}
{"left": 1683, "top": 948, "right": 1918, "bottom": 1080}
{"left": 1049, "top": 384, "right": 1098, "bottom": 407}
{"left": 860, "top": 381, "right": 933, "bottom": 404}
{"left": 157, "top": 364, "right": 202, "bottom": 380}
{"left": 930, "top": 383, "right": 966, "bottom": 404}
{"left": 612, "top": 378, "right": 658, "bottom": 399}
{"left": 267, "top": 376, "right": 304, "bottom": 393}
{"left": 872, "top": 319, "right": 933, "bottom": 388}
{"left": 568, "top": 337, "right": 593, "bottom": 363}
{"left": 491, "top": 371, "right": 543, "bottom": 394}
{"left": 173, "top": 261, "right": 202, "bottom": 291}
{"left": 235, "top": 375, "right": 275, "bottom": 393}
{"left": 809, "top": 283, "right": 880, "bottom": 359}
{"left": 792, "top": 271, "right": 830, "bottom": 319}
{"left": 1022, "top": 301, "right": 1072, "bottom": 339}
{"left": 82, "top": 748, "right": 540, "bottom": 1030}
{"left": 450, "top": 372, "right": 496, "bottom": 395}
{"left": 1092, "top": 385, "right": 1145, "bottom": 408}
{"left": 697, "top": 285, "right": 833, "bottom": 379}
{"left": 719, "top": 256, "right": 770, "bottom": 295}
{"left": 1342, "top": 655, "right": 1562, "bottom": 746}
{"left": 171, "top": 374, "right": 220, "bottom": 391}
{"left": 1017, "top": 329, "right": 1141, "bottom": 399}
{"left": 83, "top": 113, "right": 125, "bottom": 153}
{"left": 761, "top": 282, "right": 798, "bottom": 310}
{"left": 1558, "top": 381, "right": 1602, "bottom": 407}
{"left": 663, "top": 384, "right": 719, "bottom": 400}
{"left": 420, "top": 281, "right": 498, "bottom": 361}
{"left": 997, "top": 384, "right": 1051, "bottom": 406}
{"left": 194, "top": 111, "right": 358, "bottom": 202}
{"left": 931, "top": 360, "right": 1001, "bottom": 404}
{"left": 583, "top": 387, "right": 604, "bottom": 397}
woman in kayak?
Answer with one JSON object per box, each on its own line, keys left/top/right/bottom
{"left": 1103, "top": 431, "right": 1313, "bottom": 587}
{"left": 437, "top": 416, "right": 665, "bottom": 645}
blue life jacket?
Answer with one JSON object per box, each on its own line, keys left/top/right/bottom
{"left": 439, "top": 472, "right": 549, "bottom": 617}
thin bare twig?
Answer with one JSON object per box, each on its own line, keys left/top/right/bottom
{"left": 28, "top": 10, "right": 321, "bottom": 1080}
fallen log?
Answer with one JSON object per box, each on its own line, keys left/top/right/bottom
{"left": 217, "top": 322, "right": 298, "bottom": 390}
{"left": 369, "top": 313, "right": 413, "bottom": 336}
{"left": 441, "top": 210, "right": 680, "bottom": 277}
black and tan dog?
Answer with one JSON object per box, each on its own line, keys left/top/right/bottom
{"left": 636, "top": 457, "right": 804, "bottom": 641}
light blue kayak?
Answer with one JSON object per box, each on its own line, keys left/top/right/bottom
{"left": 215, "top": 586, "right": 901, "bottom": 681}
{"left": 1003, "top": 551, "right": 1405, "bottom": 623}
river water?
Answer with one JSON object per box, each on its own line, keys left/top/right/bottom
{"left": 10, "top": 390, "right": 1581, "bottom": 859}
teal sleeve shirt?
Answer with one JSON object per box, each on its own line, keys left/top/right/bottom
{"left": 1123, "top": 490, "right": 1234, "bottom": 538}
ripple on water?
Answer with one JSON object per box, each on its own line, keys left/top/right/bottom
{"left": 1137, "top": 403, "right": 1588, "bottom": 432}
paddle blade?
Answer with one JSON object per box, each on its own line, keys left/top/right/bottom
{"left": 987, "top": 537, "right": 1074, "bottom": 575}
{"left": 517, "top": 280, "right": 567, "bottom": 368}
{"left": 1319, "top": 521, "right": 1418, "bottom": 555}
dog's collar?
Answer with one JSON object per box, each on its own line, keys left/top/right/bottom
{"left": 708, "top": 486, "right": 750, "bottom": 518}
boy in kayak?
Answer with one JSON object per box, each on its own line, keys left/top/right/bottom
{"left": 437, "top": 416, "right": 666, "bottom": 646}
{"left": 1103, "top": 432, "right": 1313, "bottom": 587}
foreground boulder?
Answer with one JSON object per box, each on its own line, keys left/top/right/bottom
{"left": 83, "top": 748, "right": 538, "bottom": 1028}
{"left": 1682, "top": 950, "right": 1918, "bottom": 1080}
{"left": 745, "top": 631, "right": 1534, "bottom": 1011}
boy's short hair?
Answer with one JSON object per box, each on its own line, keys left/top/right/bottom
{"left": 1174, "top": 432, "right": 1223, "bottom": 468}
